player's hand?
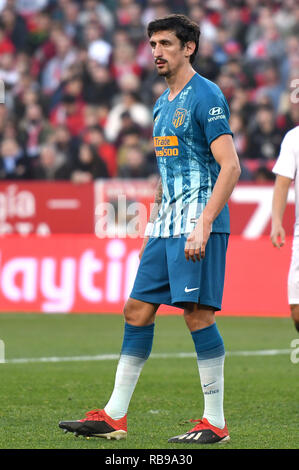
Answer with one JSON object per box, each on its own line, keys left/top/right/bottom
{"left": 270, "top": 224, "right": 285, "bottom": 248}
{"left": 184, "top": 215, "right": 212, "bottom": 262}
{"left": 139, "top": 236, "right": 149, "bottom": 260}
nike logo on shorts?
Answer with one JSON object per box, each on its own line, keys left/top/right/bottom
{"left": 184, "top": 286, "right": 199, "bottom": 293}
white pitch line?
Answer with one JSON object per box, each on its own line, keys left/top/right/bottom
{"left": 2, "top": 349, "right": 291, "bottom": 364}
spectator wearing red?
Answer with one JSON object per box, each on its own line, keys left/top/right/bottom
{"left": 50, "top": 93, "right": 85, "bottom": 137}
{"left": 0, "top": 23, "right": 15, "bottom": 55}
{"left": 84, "top": 125, "right": 117, "bottom": 178}
{"left": 110, "top": 29, "right": 142, "bottom": 86}
{"left": 30, "top": 24, "right": 59, "bottom": 79}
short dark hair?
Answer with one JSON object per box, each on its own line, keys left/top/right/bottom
{"left": 147, "top": 14, "right": 200, "bottom": 64}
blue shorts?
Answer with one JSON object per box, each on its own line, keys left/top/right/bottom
{"left": 130, "top": 233, "right": 229, "bottom": 311}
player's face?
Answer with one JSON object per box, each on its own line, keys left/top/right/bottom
{"left": 149, "top": 30, "right": 190, "bottom": 78}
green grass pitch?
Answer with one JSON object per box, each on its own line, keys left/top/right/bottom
{"left": 0, "top": 313, "right": 298, "bottom": 449}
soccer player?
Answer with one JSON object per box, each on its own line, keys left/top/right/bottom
{"left": 271, "top": 125, "right": 299, "bottom": 333}
{"left": 59, "top": 14, "right": 241, "bottom": 444}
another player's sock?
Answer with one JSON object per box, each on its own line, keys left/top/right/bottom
{"left": 191, "top": 323, "right": 225, "bottom": 429}
{"left": 104, "top": 322, "right": 154, "bottom": 420}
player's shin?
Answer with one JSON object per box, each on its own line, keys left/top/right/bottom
{"left": 104, "top": 322, "right": 155, "bottom": 420}
{"left": 191, "top": 323, "right": 225, "bottom": 429}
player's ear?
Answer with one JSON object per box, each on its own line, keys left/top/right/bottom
{"left": 184, "top": 41, "right": 196, "bottom": 59}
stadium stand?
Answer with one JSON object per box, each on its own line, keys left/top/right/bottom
{"left": 0, "top": 0, "right": 298, "bottom": 182}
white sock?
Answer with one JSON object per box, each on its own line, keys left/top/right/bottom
{"left": 197, "top": 355, "right": 225, "bottom": 429}
{"left": 104, "top": 355, "right": 146, "bottom": 420}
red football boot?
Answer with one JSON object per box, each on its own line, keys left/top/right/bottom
{"left": 59, "top": 409, "right": 127, "bottom": 440}
{"left": 168, "top": 417, "right": 230, "bottom": 444}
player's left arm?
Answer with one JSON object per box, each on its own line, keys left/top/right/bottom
{"left": 185, "top": 134, "right": 241, "bottom": 262}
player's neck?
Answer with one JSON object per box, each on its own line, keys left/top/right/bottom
{"left": 167, "top": 65, "right": 196, "bottom": 101}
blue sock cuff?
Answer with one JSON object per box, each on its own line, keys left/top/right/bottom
{"left": 121, "top": 322, "right": 155, "bottom": 360}
{"left": 191, "top": 323, "right": 225, "bottom": 360}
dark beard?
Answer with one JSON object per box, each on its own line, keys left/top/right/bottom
{"left": 156, "top": 64, "right": 172, "bottom": 79}
{"left": 157, "top": 69, "right": 170, "bottom": 78}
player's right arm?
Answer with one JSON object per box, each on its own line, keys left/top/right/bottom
{"left": 139, "top": 178, "right": 162, "bottom": 259}
{"left": 271, "top": 174, "right": 292, "bottom": 248}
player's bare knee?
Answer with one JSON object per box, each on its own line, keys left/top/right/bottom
{"left": 123, "top": 300, "right": 138, "bottom": 324}
{"left": 184, "top": 304, "right": 215, "bottom": 331}
{"left": 123, "top": 298, "right": 156, "bottom": 326}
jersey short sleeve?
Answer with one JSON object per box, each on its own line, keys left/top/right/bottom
{"left": 272, "top": 130, "right": 296, "bottom": 180}
{"left": 195, "top": 87, "right": 233, "bottom": 147}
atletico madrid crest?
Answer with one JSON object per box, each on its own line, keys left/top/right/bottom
{"left": 172, "top": 108, "right": 187, "bottom": 128}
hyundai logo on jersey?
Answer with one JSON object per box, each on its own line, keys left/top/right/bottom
{"left": 209, "top": 107, "right": 223, "bottom": 116}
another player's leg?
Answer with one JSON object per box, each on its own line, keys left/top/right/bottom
{"left": 59, "top": 298, "right": 158, "bottom": 439}
{"left": 168, "top": 305, "right": 229, "bottom": 444}
{"left": 288, "top": 243, "right": 299, "bottom": 332}
{"left": 290, "top": 305, "right": 299, "bottom": 332}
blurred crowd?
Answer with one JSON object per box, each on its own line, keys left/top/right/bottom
{"left": 0, "top": 0, "right": 298, "bottom": 183}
